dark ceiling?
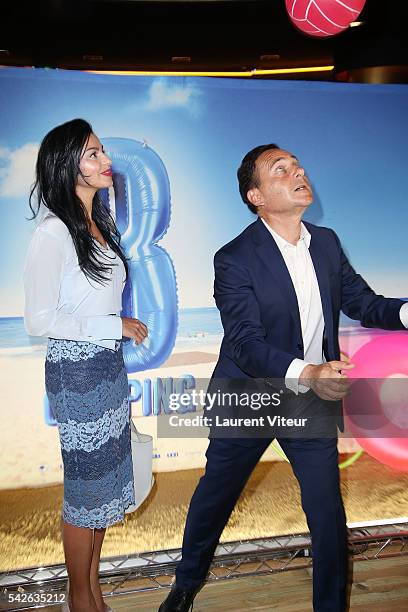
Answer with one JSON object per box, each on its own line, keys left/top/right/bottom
{"left": 0, "top": 1, "right": 407, "bottom": 79}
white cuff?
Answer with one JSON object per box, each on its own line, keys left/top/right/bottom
{"left": 85, "top": 315, "right": 123, "bottom": 340}
{"left": 399, "top": 303, "right": 408, "bottom": 328}
{"left": 285, "top": 358, "right": 312, "bottom": 395}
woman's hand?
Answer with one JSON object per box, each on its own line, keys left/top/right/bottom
{"left": 121, "top": 317, "right": 148, "bottom": 344}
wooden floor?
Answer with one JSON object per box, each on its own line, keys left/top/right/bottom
{"left": 40, "top": 556, "right": 407, "bottom": 612}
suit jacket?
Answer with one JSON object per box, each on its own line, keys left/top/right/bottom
{"left": 210, "top": 217, "right": 405, "bottom": 434}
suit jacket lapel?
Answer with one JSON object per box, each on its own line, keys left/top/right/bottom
{"left": 252, "top": 218, "right": 302, "bottom": 337}
{"left": 307, "top": 224, "right": 334, "bottom": 345}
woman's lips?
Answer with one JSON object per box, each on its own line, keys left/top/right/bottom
{"left": 101, "top": 169, "right": 112, "bottom": 176}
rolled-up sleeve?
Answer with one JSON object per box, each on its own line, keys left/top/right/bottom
{"left": 23, "top": 228, "right": 122, "bottom": 341}
{"left": 400, "top": 303, "right": 408, "bottom": 328}
{"left": 285, "top": 358, "right": 312, "bottom": 394}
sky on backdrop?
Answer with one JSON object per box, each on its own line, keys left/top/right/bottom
{"left": 0, "top": 67, "right": 407, "bottom": 315}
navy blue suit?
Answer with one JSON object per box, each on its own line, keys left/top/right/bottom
{"left": 175, "top": 218, "right": 405, "bottom": 611}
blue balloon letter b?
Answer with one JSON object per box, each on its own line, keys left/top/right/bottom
{"left": 101, "top": 138, "right": 178, "bottom": 373}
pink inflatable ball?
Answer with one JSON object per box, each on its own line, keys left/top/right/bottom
{"left": 285, "top": 0, "right": 366, "bottom": 38}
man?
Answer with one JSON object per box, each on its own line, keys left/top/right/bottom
{"left": 159, "top": 144, "right": 408, "bottom": 611}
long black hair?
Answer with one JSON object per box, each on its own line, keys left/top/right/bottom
{"left": 29, "top": 118, "right": 129, "bottom": 284}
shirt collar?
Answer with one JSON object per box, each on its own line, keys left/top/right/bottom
{"left": 261, "top": 218, "right": 311, "bottom": 251}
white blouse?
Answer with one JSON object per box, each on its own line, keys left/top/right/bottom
{"left": 23, "top": 212, "right": 124, "bottom": 350}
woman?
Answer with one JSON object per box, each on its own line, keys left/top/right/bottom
{"left": 23, "top": 118, "right": 148, "bottom": 612}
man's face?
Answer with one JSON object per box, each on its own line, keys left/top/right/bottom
{"left": 248, "top": 148, "right": 313, "bottom": 215}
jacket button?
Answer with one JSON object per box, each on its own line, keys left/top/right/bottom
{"left": 297, "top": 343, "right": 303, "bottom": 350}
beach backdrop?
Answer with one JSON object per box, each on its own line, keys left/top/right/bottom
{"left": 0, "top": 68, "right": 407, "bottom": 489}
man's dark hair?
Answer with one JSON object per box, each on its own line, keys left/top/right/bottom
{"left": 237, "top": 143, "right": 280, "bottom": 214}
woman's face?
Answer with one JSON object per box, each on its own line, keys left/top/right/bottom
{"left": 77, "top": 132, "right": 113, "bottom": 190}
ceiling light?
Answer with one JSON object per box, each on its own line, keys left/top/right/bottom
{"left": 87, "top": 66, "right": 334, "bottom": 78}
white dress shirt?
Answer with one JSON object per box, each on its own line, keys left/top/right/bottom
{"left": 23, "top": 212, "right": 124, "bottom": 350}
{"left": 261, "top": 218, "right": 408, "bottom": 393}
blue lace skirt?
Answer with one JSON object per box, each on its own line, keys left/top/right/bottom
{"left": 45, "top": 339, "right": 135, "bottom": 529}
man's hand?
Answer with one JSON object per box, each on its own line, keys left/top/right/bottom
{"left": 299, "top": 361, "right": 355, "bottom": 401}
{"left": 121, "top": 317, "right": 148, "bottom": 344}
